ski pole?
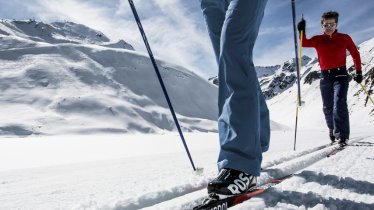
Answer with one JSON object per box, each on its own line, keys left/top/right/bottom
{"left": 291, "top": 0, "right": 302, "bottom": 106}
{"left": 293, "top": 95, "right": 300, "bottom": 151}
{"left": 359, "top": 83, "right": 374, "bottom": 106}
{"left": 293, "top": 29, "right": 303, "bottom": 151}
{"left": 291, "top": 0, "right": 302, "bottom": 151}
{"left": 127, "top": 0, "right": 197, "bottom": 171}
{"left": 349, "top": 71, "right": 374, "bottom": 107}
{"left": 299, "top": 28, "right": 303, "bottom": 71}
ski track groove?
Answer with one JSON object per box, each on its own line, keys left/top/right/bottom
{"left": 110, "top": 137, "right": 367, "bottom": 210}
{"left": 241, "top": 138, "right": 374, "bottom": 210}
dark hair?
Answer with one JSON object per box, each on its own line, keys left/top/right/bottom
{"left": 321, "top": 11, "right": 339, "bottom": 24}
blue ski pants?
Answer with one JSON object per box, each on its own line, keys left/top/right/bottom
{"left": 320, "top": 67, "right": 350, "bottom": 139}
{"left": 200, "top": 0, "right": 270, "bottom": 176}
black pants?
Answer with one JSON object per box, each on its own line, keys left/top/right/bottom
{"left": 320, "top": 66, "right": 350, "bottom": 139}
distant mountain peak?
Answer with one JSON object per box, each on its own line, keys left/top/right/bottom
{"left": 0, "top": 19, "right": 134, "bottom": 50}
{"left": 207, "top": 55, "right": 313, "bottom": 88}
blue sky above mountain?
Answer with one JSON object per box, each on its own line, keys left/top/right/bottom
{"left": 1, "top": 0, "right": 373, "bottom": 78}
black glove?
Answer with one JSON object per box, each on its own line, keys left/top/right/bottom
{"left": 354, "top": 71, "right": 363, "bottom": 83}
{"left": 297, "top": 18, "right": 306, "bottom": 32}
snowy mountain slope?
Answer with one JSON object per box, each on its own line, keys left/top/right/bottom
{"left": 208, "top": 56, "right": 313, "bottom": 100}
{"left": 0, "top": 128, "right": 372, "bottom": 210}
{"left": 0, "top": 20, "right": 220, "bottom": 135}
{"left": 1, "top": 19, "right": 116, "bottom": 47}
{"left": 259, "top": 55, "right": 313, "bottom": 99}
{"left": 208, "top": 65, "right": 280, "bottom": 86}
{"left": 267, "top": 37, "right": 374, "bottom": 128}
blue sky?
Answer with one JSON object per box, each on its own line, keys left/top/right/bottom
{"left": 1, "top": 0, "right": 373, "bottom": 78}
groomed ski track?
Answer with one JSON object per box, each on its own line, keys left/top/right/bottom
{"left": 110, "top": 136, "right": 371, "bottom": 210}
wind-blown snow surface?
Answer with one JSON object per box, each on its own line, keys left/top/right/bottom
{"left": 0, "top": 20, "right": 219, "bottom": 135}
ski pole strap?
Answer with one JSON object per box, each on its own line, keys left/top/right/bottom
{"left": 127, "top": 0, "right": 197, "bottom": 171}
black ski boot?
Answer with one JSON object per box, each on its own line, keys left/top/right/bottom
{"left": 207, "top": 168, "right": 256, "bottom": 198}
{"left": 338, "top": 138, "right": 348, "bottom": 146}
{"left": 329, "top": 129, "right": 336, "bottom": 144}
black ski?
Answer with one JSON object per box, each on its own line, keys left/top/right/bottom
{"left": 192, "top": 175, "right": 293, "bottom": 210}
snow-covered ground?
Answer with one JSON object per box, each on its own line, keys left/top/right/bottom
{"left": 0, "top": 127, "right": 373, "bottom": 210}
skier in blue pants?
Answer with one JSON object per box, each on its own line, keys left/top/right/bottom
{"left": 199, "top": 0, "right": 270, "bottom": 196}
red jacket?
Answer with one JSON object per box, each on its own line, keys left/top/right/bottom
{"left": 302, "top": 31, "right": 361, "bottom": 71}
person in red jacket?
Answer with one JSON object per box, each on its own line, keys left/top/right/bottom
{"left": 298, "top": 11, "right": 362, "bottom": 145}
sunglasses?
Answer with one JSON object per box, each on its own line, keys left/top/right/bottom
{"left": 322, "top": 23, "right": 337, "bottom": 28}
